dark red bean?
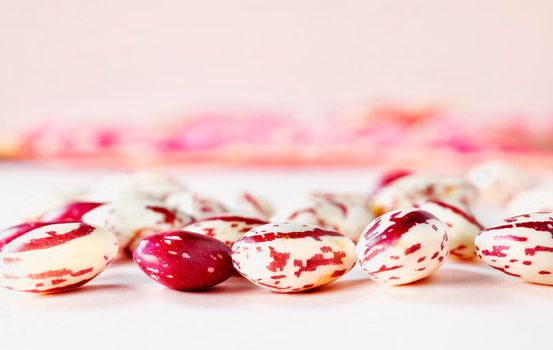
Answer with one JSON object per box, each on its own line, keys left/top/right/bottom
{"left": 133, "top": 230, "right": 234, "bottom": 291}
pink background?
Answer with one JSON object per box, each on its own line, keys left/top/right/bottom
{"left": 2, "top": 0, "right": 553, "bottom": 129}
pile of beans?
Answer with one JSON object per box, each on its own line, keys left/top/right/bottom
{"left": 1, "top": 163, "right": 552, "bottom": 294}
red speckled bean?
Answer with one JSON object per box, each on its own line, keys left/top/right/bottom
{"left": 232, "top": 223, "right": 356, "bottom": 293}
{"left": 475, "top": 212, "right": 553, "bottom": 285}
{"left": 356, "top": 208, "right": 449, "bottom": 285}
{"left": 133, "top": 231, "right": 234, "bottom": 291}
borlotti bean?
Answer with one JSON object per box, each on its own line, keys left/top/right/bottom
{"left": 39, "top": 202, "right": 104, "bottom": 222}
{"left": 231, "top": 223, "right": 356, "bottom": 293}
{"left": 467, "top": 161, "right": 536, "bottom": 205}
{"left": 272, "top": 193, "right": 373, "bottom": 242}
{"left": 40, "top": 199, "right": 193, "bottom": 253}
{"left": 374, "top": 169, "right": 412, "bottom": 192}
{"left": 371, "top": 174, "right": 478, "bottom": 216}
{"left": 133, "top": 231, "right": 234, "bottom": 291}
{"left": 310, "top": 192, "right": 370, "bottom": 207}
{"left": 166, "top": 192, "right": 228, "bottom": 219}
{"left": 81, "top": 172, "right": 184, "bottom": 202}
{"left": 0, "top": 222, "right": 118, "bottom": 293}
{"left": 183, "top": 215, "right": 268, "bottom": 247}
{"left": 0, "top": 222, "right": 56, "bottom": 251}
{"left": 418, "top": 200, "right": 483, "bottom": 260}
{"left": 508, "top": 187, "right": 553, "bottom": 216}
{"left": 234, "top": 192, "right": 274, "bottom": 220}
{"left": 23, "top": 187, "right": 83, "bottom": 220}
{"left": 312, "top": 193, "right": 373, "bottom": 236}
{"left": 356, "top": 209, "right": 449, "bottom": 285}
{"left": 475, "top": 212, "right": 553, "bottom": 285}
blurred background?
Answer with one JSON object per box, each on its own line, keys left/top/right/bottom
{"left": 1, "top": 1, "right": 552, "bottom": 169}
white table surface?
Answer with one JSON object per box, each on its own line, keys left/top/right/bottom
{"left": 0, "top": 163, "right": 551, "bottom": 350}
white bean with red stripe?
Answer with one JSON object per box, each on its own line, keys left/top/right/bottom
{"left": 183, "top": 214, "right": 268, "bottom": 247}
{"left": 232, "top": 223, "right": 356, "bottom": 293}
{"left": 81, "top": 199, "right": 193, "bottom": 253}
{"left": 475, "top": 212, "right": 553, "bottom": 285}
{"left": 166, "top": 192, "right": 227, "bottom": 219}
{"left": 467, "top": 161, "right": 535, "bottom": 205}
{"left": 418, "top": 200, "right": 483, "bottom": 260}
{"left": 356, "top": 208, "right": 449, "bottom": 285}
{"left": 23, "top": 187, "right": 83, "bottom": 220}
{"left": 81, "top": 172, "right": 185, "bottom": 202}
{"left": 310, "top": 191, "right": 369, "bottom": 207}
{"left": 0, "top": 222, "right": 118, "bottom": 293}
{"left": 233, "top": 192, "right": 274, "bottom": 219}
{"left": 272, "top": 194, "right": 372, "bottom": 242}
{"left": 508, "top": 187, "right": 553, "bottom": 216}
{"left": 371, "top": 174, "right": 478, "bottom": 216}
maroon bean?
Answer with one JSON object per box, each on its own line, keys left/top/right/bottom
{"left": 133, "top": 230, "right": 234, "bottom": 291}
